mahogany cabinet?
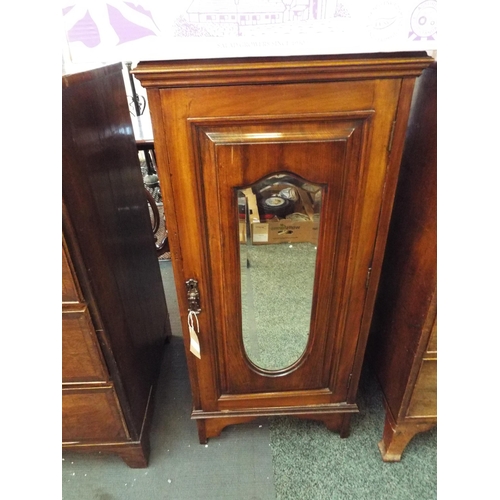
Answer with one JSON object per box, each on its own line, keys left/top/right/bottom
{"left": 133, "top": 53, "right": 432, "bottom": 443}
{"left": 367, "top": 62, "right": 437, "bottom": 461}
{"left": 62, "top": 63, "right": 171, "bottom": 467}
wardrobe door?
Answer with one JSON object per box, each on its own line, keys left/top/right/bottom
{"left": 159, "top": 79, "right": 397, "bottom": 405}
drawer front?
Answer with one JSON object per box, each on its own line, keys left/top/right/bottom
{"left": 407, "top": 359, "right": 437, "bottom": 418}
{"left": 427, "top": 317, "right": 437, "bottom": 354}
{"left": 62, "top": 245, "right": 81, "bottom": 303}
{"left": 62, "top": 308, "right": 108, "bottom": 384}
{"left": 62, "top": 386, "right": 129, "bottom": 442}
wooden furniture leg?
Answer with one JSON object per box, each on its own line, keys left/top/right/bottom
{"left": 378, "top": 412, "right": 436, "bottom": 462}
{"left": 118, "top": 442, "right": 150, "bottom": 468}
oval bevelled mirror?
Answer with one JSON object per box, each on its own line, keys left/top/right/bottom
{"left": 238, "top": 173, "right": 323, "bottom": 371}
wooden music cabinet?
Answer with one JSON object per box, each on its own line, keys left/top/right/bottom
{"left": 133, "top": 53, "right": 432, "bottom": 443}
{"left": 62, "top": 63, "right": 171, "bottom": 467}
{"left": 367, "top": 62, "right": 437, "bottom": 461}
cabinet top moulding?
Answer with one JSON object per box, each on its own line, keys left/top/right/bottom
{"left": 132, "top": 52, "right": 433, "bottom": 88}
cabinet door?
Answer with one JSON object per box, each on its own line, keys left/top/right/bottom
{"left": 157, "top": 78, "right": 402, "bottom": 411}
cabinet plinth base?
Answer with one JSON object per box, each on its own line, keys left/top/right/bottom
{"left": 378, "top": 411, "right": 436, "bottom": 462}
{"left": 63, "top": 437, "right": 151, "bottom": 468}
{"left": 194, "top": 411, "right": 354, "bottom": 444}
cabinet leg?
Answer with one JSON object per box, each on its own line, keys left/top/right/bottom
{"left": 196, "top": 416, "right": 256, "bottom": 444}
{"left": 118, "top": 440, "right": 150, "bottom": 468}
{"left": 196, "top": 420, "right": 208, "bottom": 445}
{"left": 339, "top": 413, "right": 352, "bottom": 438}
{"left": 378, "top": 412, "right": 435, "bottom": 462}
{"left": 120, "top": 450, "right": 148, "bottom": 468}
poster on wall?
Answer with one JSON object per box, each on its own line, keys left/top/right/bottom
{"left": 62, "top": 0, "right": 437, "bottom": 64}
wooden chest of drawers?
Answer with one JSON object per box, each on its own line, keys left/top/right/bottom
{"left": 62, "top": 63, "right": 171, "bottom": 467}
{"left": 367, "top": 62, "right": 437, "bottom": 461}
{"left": 62, "top": 237, "right": 130, "bottom": 447}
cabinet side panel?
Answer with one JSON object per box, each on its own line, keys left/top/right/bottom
{"left": 62, "top": 65, "right": 170, "bottom": 434}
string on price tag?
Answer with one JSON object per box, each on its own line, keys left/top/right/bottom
{"left": 188, "top": 310, "right": 201, "bottom": 359}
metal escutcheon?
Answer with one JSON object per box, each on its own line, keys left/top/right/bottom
{"left": 186, "top": 278, "right": 201, "bottom": 313}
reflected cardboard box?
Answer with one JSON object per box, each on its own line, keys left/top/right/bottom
{"left": 239, "top": 185, "right": 319, "bottom": 245}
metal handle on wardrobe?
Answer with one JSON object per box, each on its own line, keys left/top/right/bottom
{"left": 186, "top": 279, "right": 201, "bottom": 314}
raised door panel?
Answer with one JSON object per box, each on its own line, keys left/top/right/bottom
{"left": 158, "top": 78, "right": 401, "bottom": 412}
{"left": 62, "top": 308, "right": 109, "bottom": 384}
{"left": 198, "top": 117, "right": 370, "bottom": 400}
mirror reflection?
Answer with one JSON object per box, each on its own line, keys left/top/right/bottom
{"left": 238, "top": 173, "right": 322, "bottom": 371}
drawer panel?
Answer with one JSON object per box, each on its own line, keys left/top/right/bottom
{"left": 426, "top": 317, "right": 437, "bottom": 354}
{"left": 62, "top": 386, "right": 129, "bottom": 442}
{"left": 407, "top": 359, "right": 437, "bottom": 418}
{"left": 62, "top": 245, "right": 81, "bottom": 303}
{"left": 62, "top": 308, "right": 108, "bottom": 383}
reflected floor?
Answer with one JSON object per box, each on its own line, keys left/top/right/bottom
{"left": 241, "top": 242, "right": 317, "bottom": 371}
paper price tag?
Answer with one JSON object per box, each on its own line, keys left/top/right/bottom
{"left": 188, "top": 311, "right": 201, "bottom": 359}
{"left": 189, "top": 325, "right": 201, "bottom": 359}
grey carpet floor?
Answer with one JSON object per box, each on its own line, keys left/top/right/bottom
{"left": 62, "top": 260, "right": 437, "bottom": 500}
{"left": 269, "top": 370, "right": 437, "bottom": 500}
